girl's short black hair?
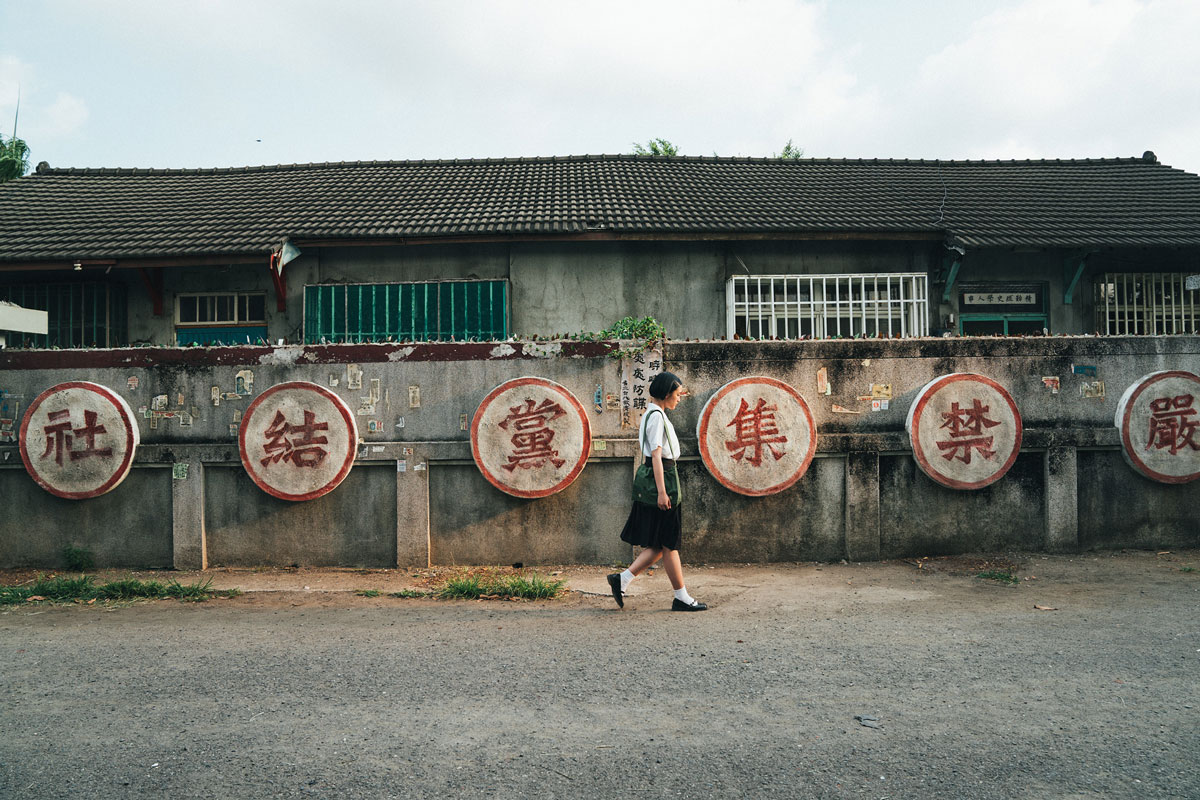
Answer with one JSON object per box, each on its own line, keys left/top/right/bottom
{"left": 649, "top": 371, "right": 682, "bottom": 400}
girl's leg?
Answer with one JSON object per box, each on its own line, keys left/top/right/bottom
{"left": 628, "top": 546, "right": 663, "bottom": 576}
{"left": 660, "top": 548, "right": 685, "bottom": 590}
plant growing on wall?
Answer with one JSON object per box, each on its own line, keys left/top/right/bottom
{"left": 577, "top": 315, "right": 666, "bottom": 359}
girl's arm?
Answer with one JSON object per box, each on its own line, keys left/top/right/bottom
{"left": 651, "top": 445, "right": 670, "bottom": 510}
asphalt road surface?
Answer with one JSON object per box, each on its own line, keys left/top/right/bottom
{"left": 2, "top": 550, "right": 1197, "bottom": 799}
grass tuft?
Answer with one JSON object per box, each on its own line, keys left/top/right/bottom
{"left": 437, "top": 571, "right": 566, "bottom": 600}
{"left": 977, "top": 570, "right": 1020, "bottom": 585}
{"left": 62, "top": 546, "right": 95, "bottom": 572}
{"left": 388, "top": 589, "right": 428, "bottom": 598}
{"left": 355, "top": 589, "right": 382, "bottom": 597}
{"left": 0, "top": 575, "right": 238, "bottom": 605}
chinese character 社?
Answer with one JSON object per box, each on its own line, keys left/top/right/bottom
{"left": 725, "top": 397, "right": 788, "bottom": 467}
{"left": 936, "top": 398, "right": 1000, "bottom": 464}
{"left": 261, "top": 409, "right": 330, "bottom": 468}
{"left": 1145, "top": 394, "right": 1200, "bottom": 455}
{"left": 41, "top": 409, "right": 114, "bottom": 466}
{"left": 498, "top": 397, "right": 567, "bottom": 471}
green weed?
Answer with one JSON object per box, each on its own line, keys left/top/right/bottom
{"left": 977, "top": 570, "right": 1020, "bottom": 585}
{"left": 1180, "top": 566, "right": 1195, "bottom": 573}
{"left": 355, "top": 589, "right": 382, "bottom": 597}
{"left": 0, "top": 575, "right": 238, "bottom": 605}
{"left": 388, "top": 589, "right": 429, "bottom": 598}
{"left": 62, "top": 546, "right": 95, "bottom": 572}
{"left": 436, "top": 572, "right": 566, "bottom": 600}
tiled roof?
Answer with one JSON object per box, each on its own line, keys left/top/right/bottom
{"left": 1, "top": 154, "right": 1198, "bottom": 262}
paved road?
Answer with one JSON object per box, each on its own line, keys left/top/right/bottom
{"left": 2, "top": 551, "right": 1197, "bottom": 799}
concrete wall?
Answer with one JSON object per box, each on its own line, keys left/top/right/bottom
{"left": 11, "top": 239, "right": 1188, "bottom": 349}
{"left": 1, "top": 336, "right": 1198, "bottom": 569}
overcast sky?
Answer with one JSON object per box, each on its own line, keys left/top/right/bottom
{"left": 2, "top": 0, "right": 1198, "bottom": 173}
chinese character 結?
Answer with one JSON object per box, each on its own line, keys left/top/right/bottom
{"left": 1145, "top": 394, "right": 1200, "bottom": 455}
{"left": 498, "top": 398, "right": 567, "bottom": 471}
{"left": 725, "top": 397, "right": 788, "bottom": 467}
{"left": 936, "top": 398, "right": 1000, "bottom": 464}
{"left": 40, "top": 409, "right": 114, "bottom": 466}
{"left": 261, "top": 409, "right": 330, "bottom": 468}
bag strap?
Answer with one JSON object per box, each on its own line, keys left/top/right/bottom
{"left": 640, "top": 408, "right": 666, "bottom": 466}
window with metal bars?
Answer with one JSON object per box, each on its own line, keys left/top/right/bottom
{"left": 0, "top": 282, "right": 128, "bottom": 348}
{"left": 303, "top": 281, "right": 508, "bottom": 343}
{"left": 727, "top": 273, "right": 929, "bottom": 339}
{"left": 1095, "top": 273, "right": 1200, "bottom": 335}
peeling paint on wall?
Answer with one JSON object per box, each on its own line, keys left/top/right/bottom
{"left": 387, "top": 347, "right": 416, "bottom": 361}
{"left": 257, "top": 347, "right": 305, "bottom": 367}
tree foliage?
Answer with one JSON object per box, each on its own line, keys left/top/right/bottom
{"left": 631, "top": 138, "right": 679, "bottom": 156}
{"left": 0, "top": 134, "right": 30, "bottom": 182}
{"left": 774, "top": 139, "right": 804, "bottom": 160}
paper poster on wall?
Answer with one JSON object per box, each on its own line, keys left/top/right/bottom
{"left": 620, "top": 346, "right": 663, "bottom": 429}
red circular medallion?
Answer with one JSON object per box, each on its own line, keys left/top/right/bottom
{"left": 697, "top": 376, "right": 817, "bottom": 497}
{"left": 239, "top": 381, "right": 358, "bottom": 501}
{"left": 1116, "top": 370, "right": 1200, "bottom": 484}
{"left": 19, "top": 381, "right": 140, "bottom": 499}
{"left": 471, "top": 377, "right": 591, "bottom": 498}
{"left": 906, "top": 373, "right": 1022, "bottom": 490}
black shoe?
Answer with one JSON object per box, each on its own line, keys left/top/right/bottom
{"left": 671, "top": 598, "right": 707, "bottom": 612}
{"left": 606, "top": 573, "right": 624, "bottom": 608}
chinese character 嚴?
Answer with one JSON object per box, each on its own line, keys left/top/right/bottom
{"left": 936, "top": 399, "right": 1000, "bottom": 464}
{"left": 1145, "top": 394, "right": 1200, "bottom": 455}
{"left": 41, "top": 409, "right": 114, "bottom": 466}
{"left": 261, "top": 409, "right": 330, "bottom": 468}
{"left": 725, "top": 397, "right": 788, "bottom": 467}
{"left": 499, "top": 397, "right": 567, "bottom": 471}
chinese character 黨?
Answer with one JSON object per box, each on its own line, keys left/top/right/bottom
{"left": 498, "top": 398, "right": 567, "bottom": 471}
{"left": 725, "top": 397, "right": 788, "bottom": 467}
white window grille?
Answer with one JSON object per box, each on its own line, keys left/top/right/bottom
{"left": 176, "top": 292, "right": 267, "bottom": 326}
{"left": 727, "top": 273, "right": 929, "bottom": 339}
{"left": 1095, "top": 273, "right": 1200, "bottom": 335}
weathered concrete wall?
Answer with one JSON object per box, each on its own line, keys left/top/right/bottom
{"left": 4, "top": 240, "right": 1188, "bottom": 346}
{"left": 2, "top": 336, "right": 1198, "bottom": 568}
{"left": 0, "top": 464, "right": 172, "bottom": 568}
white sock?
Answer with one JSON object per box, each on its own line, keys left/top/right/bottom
{"left": 620, "top": 569, "right": 634, "bottom": 591}
{"left": 673, "top": 587, "right": 696, "bottom": 606}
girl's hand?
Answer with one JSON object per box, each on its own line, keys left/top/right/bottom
{"left": 657, "top": 491, "right": 671, "bottom": 510}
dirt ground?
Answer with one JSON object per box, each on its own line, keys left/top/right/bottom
{"left": 2, "top": 548, "right": 1198, "bottom": 799}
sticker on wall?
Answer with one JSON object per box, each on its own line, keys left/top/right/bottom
{"left": 235, "top": 369, "right": 254, "bottom": 396}
{"left": 1115, "top": 370, "right": 1200, "bottom": 484}
{"left": 1042, "top": 377, "right": 1061, "bottom": 394}
{"left": 238, "top": 381, "right": 358, "bottom": 502}
{"left": 19, "top": 381, "right": 141, "bottom": 500}
{"left": 906, "top": 373, "right": 1022, "bottom": 490}
{"left": 471, "top": 376, "right": 591, "bottom": 499}
{"left": 697, "top": 376, "right": 817, "bottom": 497}
{"left": 816, "top": 367, "right": 830, "bottom": 396}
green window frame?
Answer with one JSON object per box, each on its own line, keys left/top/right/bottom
{"left": 303, "top": 280, "right": 508, "bottom": 344}
{"left": 0, "top": 282, "right": 128, "bottom": 348}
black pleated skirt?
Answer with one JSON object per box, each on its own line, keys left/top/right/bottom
{"left": 620, "top": 502, "right": 683, "bottom": 552}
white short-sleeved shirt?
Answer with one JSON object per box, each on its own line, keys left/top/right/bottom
{"left": 640, "top": 402, "right": 680, "bottom": 460}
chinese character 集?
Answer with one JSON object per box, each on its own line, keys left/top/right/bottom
{"left": 498, "top": 398, "right": 567, "bottom": 471}
{"left": 725, "top": 397, "right": 788, "bottom": 467}
{"left": 936, "top": 399, "right": 1000, "bottom": 464}
{"left": 1146, "top": 394, "right": 1200, "bottom": 455}
{"left": 41, "top": 409, "right": 114, "bottom": 466}
{"left": 261, "top": 409, "right": 330, "bottom": 468}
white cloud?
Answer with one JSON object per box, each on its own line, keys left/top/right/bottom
{"left": 42, "top": 93, "right": 89, "bottom": 139}
{"left": 901, "top": 0, "right": 1200, "bottom": 165}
